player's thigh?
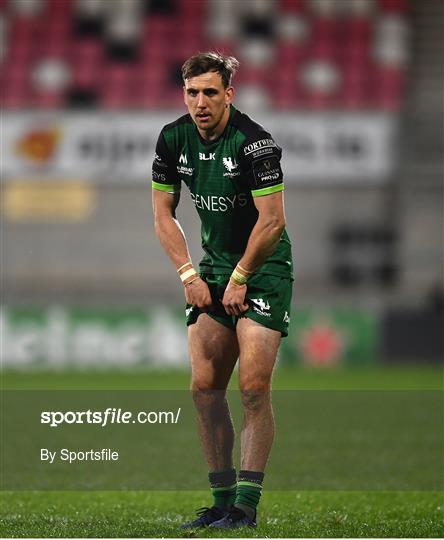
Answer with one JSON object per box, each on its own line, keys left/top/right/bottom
{"left": 236, "top": 317, "right": 281, "bottom": 392}
{"left": 188, "top": 313, "right": 239, "bottom": 390}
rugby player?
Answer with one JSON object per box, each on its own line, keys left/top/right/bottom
{"left": 152, "top": 52, "right": 293, "bottom": 529}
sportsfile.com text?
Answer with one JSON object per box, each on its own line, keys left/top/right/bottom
{"left": 41, "top": 408, "right": 181, "bottom": 427}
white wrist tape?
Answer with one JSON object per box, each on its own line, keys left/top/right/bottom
{"left": 180, "top": 268, "right": 198, "bottom": 283}
{"left": 177, "top": 261, "right": 192, "bottom": 273}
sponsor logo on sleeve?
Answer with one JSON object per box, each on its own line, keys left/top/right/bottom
{"left": 244, "top": 138, "right": 277, "bottom": 157}
{"left": 252, "top": 156, "right": 282, "bottom": 186}
{"left": 153, "top": 152, "right": 168, "bottom": 170}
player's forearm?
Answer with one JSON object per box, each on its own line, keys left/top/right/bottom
{"left": 239, "top": 216, "right": 285, "bottom": 272}
{"left": 154, "top": 215, "right": 191, "bottom": 268}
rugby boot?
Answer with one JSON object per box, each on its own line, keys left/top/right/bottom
{"left": 179, "top": 506, "right": 227, "bottom": 529}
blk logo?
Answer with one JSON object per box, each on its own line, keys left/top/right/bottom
{"left": 199, "top": 152, "right": 215, "bottom": 161}
{"left": 179, "top": 153, "right": 187, "bottom": 164}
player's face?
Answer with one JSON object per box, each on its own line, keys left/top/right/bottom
{"left": 183, "top": 71, "right": 233, "bottom": 137}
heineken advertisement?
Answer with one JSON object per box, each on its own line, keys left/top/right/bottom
{"left": 1, "top": 306, "right": 377, "bottom": 369}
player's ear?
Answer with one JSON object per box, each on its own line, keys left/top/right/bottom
{"left": 183, "top": 86, "right": 187, "bottom": 105}
{"left": 225, "top": 86, "right": 234, "bottom": 107}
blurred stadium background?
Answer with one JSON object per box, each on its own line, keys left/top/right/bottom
{"left": 1, "top": 0, "right": 443, "bottom": 371}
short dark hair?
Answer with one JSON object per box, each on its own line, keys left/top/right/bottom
{"left": 181, "top": 52, "right": 240, "bottom": 88}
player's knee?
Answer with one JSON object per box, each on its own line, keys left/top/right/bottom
{"left": 191, "top": 386, "right": 226, "bottom": 412}
{"left": 240, "top": 386, "right": 270, "bottom": 412}
{"left": 190, "top": 373, "right": 227, "bottom": 392}
{"left": 239, "top": 371, "right": 271, "bottom": 393}
{"left": 191, "top": 376, "right": 225, "bottom": 400}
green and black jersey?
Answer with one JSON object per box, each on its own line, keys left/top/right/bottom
{"left": 152, "top": 105, "right": 293, "bottom": 279}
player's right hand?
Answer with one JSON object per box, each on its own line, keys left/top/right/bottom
{"left": 184, "top": 277, "right": 213, "bottom": 311}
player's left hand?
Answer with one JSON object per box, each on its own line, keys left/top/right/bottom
{"left": 222, "top": 281, "right": 249, "bottom": 317}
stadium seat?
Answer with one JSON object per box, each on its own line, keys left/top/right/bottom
{"left": 276, "top": 13, "right": 310, "bottom": 44}
{"left": 10, "top": 0, "right": 44, "bottom": 16}
{"left": 342, "top": 66, "right": 371, "bottom": 109}
{"left": 239, "top": 38, "right": 275, "bottom": 68}
{"left": 378, "top": 0, "right": 408, "bottom": 13}
{"left": 31, "top": 58, "right": 72, "bottom": 93}
{"left": 375, "top": 65, "right": 405, "bottom": 110}
{"left": 32, "top": 90, "right": 65, "bottom": 108}
{"left": 0, "top": 0, "right": 410, "bottom": 111}
{"left": 71, "top": 63, "right": 100, "bottom": 89}
{"left": 279, "top": 0, "right": 305, "bottom": 13}
{"left": 236, "top": 84, "right": 272, "bottom": 111}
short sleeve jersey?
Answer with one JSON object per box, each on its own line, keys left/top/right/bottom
{"left": 152, "top": 105, "right": 293, "bottom": 278}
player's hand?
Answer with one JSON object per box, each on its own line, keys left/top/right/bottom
{"left": 222, "top": 280, "right": 249, "bottom": 317}
{"left": 185, "top": 277, "right": 213, "bottom": 311}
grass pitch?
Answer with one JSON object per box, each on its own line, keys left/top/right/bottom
{"left": 1, "top": 490, "right": 443, "bottom": 538}
{"left": 1, "top": 365, "right": 443, "bottom": 537}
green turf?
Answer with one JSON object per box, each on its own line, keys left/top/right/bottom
{"left": 2, "top": 365, "right": 443, "bottom": 390}
{"left": 1, "top": 366, "right": 442, "bottom": 537}
{"left": 1, "top": 490, "right": 443, "bottom": 538}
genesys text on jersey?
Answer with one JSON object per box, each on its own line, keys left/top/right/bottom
{"left": 190, "top": 191, "right": 248, "bottom": 212}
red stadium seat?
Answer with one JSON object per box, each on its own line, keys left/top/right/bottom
{"left": 101, "top": 93, "right": 129, "bottom": 110}
{"left": 145, "top": 16, "right": 175, "bottom": 39}
{"left": 1, "top": 88, "right": 31, "bottom": 109}
{"left": 71, "top": 39, "right": 103, "bottom": 64}
{"left": 311, "top": 18, "right": 340, "bottom": 41}
{"left": 0, "top": 0, "right": 408, "bottom": 111}
{"left": 1, "top": 64, "right": 31, "bottom": 108}
{"left": 169, "top": 40, "right": 205, "bottom": 62}
{"left": 47, "top": 0, "right": 73, "bottom": 15}
{"left": 38, "top": 20, "right": 72, "bottom": 57}
{"left": 2, "top": 64, "right": 29, "bottom": 89}
{"left": 9, "top": 17, "right": 40, "bottom": 41}
{"left": 134, "top": 63, "right": 168, "bottom": 89}
{"left": 204, "top": 40, "right": 237, "bottom": 57}
{"left": 276, "top": 42, "right": 307, "bottom": 63}
{"left": 273, "top": 88, "right": 307, "bottom": 110}
{"left": 159, "top": 87, "right": 187, "bottom": 109}
{"left": 179, "top": 0, "right": 206, "bottom": 18}
{"left": 342, "top": 67, "right": 372, "bottom": 109}
{"left": 340, "top": 17, "right": 372, "bottom": 61}
{"left": 71, "top": 63, "right": 100, "bottom": 88}
{"left": 140, "top": 40, "right": 167, "bottom": 61}
{"left": 279, "top": 0, "right": 305, "bottom": 13}
{"left": 375, "top": 65, "right": 405, "bottom": 110}
{"left": 6, "top": 41, "right": 35, "bottom": 63}
{"left": 379, "top": 0, "right": 409, "bottom": 13}
{"left": 236, "top": 67, "right": 270, "bottom": 86}
{"left": 32, "top": 90, "right": 65, "bottom": 108}
{"left": 102, "top": 64, "right": 133, "bottom": 91}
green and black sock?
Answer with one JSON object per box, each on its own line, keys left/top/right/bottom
{"left": 235, "top": 470, "right": 264, "bottom": 520}
{"left": 208, "top": 468, "right": 237, "bottom": 510}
